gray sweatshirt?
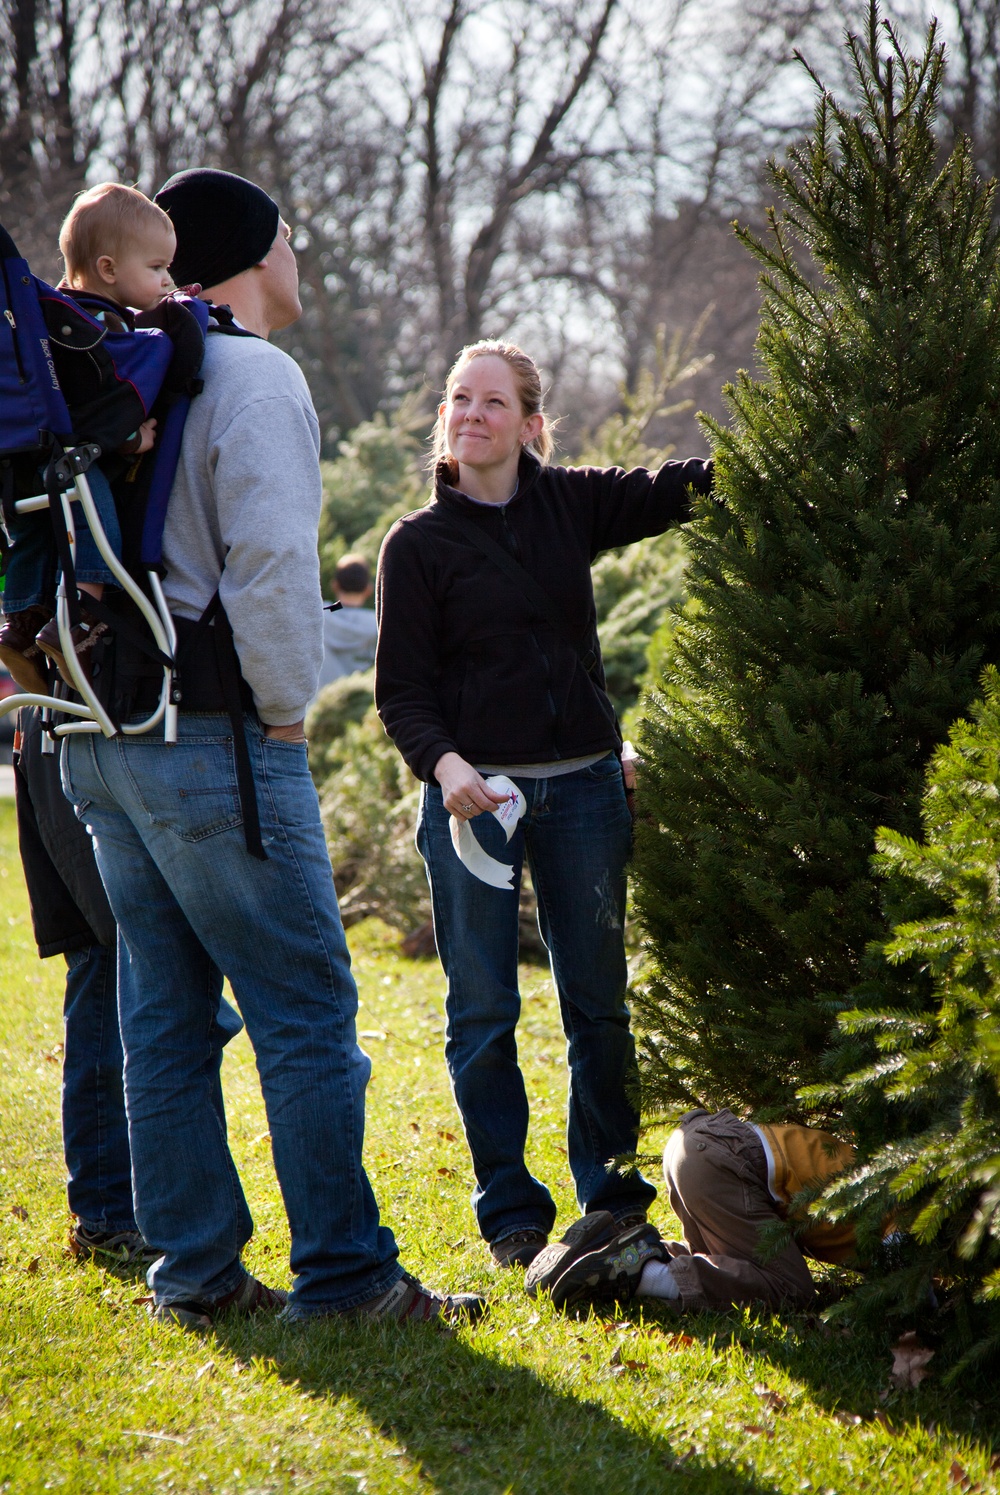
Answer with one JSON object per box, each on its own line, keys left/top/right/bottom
{"left": 161, "top": 329, "right": 324, "bottom": 725}
{"left": 316, "top": 605, "right": 379, "bottom": 691}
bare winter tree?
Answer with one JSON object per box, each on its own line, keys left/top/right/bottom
{"left": 290, "top": 0, "right": 641, "bottom": 435}
{"left": 14, "top": 0, "right": 989, "bottom": 452}
{"left": 0, "top": 0, "right": 100, "bottom": 269}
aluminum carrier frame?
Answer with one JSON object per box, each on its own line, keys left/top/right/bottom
{"left": 6, "top": 456, "right": 179, "bottom": 746}
{"left": 0, "top": 221, "right": 207, "bottom": 750}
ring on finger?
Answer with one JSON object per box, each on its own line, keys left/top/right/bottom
{"left": 461, "top": 802, "right": 475, "bottom": 813}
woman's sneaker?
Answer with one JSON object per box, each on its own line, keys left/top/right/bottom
{"left": 524, "top": 1211, "right": 617, "bottom": 1297}
{"left": 150, "top": 1272, "right": 288, "bottom": 1330}
{"left": 549, "top": 1222, "right": 667, "bottom": 1312}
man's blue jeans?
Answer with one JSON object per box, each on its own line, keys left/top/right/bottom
{"left": 63, "top": 943, "right": 135, "bottom": 1234}
{"left": 416, "top": 754, "right": 656, "bottom": 1245}
{"left": 62, "top": 714, "right": 401, "bottom": 1313}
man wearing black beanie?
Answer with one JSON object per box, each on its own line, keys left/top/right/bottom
{"left": 155, "top": 168, "right": 280, "bottom": 293}
{"left": 62, "top": 168, "right": 484, "bottom": 1330}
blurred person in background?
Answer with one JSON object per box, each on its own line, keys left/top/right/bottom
{"left": 14, "top": 707, "right": 141, "bottom": 1263}
{"left": 14, "top": 707, "right": 243, "bottom": 1266}
{"left": 316, "top": 553, "right": 379, "bottom": 692}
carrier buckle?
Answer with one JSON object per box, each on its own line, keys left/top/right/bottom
{"left": 52, "top": 443, "right": 102, "bottom": 484}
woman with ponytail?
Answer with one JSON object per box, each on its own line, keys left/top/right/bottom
{"left": 375, "top": 340, "right": 712, "bottom": 1272}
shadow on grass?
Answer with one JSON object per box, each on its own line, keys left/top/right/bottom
{"left": 211, "top": 1312, "right": 781, "bottom": 1495}
{"left": 621, "top": 1294, "right": 1000, "bottom": 1452}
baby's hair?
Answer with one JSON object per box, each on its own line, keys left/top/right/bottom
{"left": 431, "top": 339, "right": 555, "bottom": 473}
{"left": 59, "top": 183, "right": 174, "bottom": 287}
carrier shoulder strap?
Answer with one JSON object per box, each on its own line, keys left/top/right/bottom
{"left": 447, "top": 511, "right": 622, "bottom": 749}
{"left": 206, "top": 304, "right": 260, "bottom": 339}
{"left": 179, "top": 590, "right": 267, "bottom": 863}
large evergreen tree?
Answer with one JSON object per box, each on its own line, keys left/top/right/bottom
{"left": 631, "top": 6, "right": 1000, "bottom": 1119}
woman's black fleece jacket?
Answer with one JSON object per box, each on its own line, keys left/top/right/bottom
{"left": 375, "top": 450, "right": 713, "bottom": 782}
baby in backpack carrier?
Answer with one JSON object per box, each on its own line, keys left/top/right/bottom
{"left": 0, "top": 183, "right": 177, "bottom": 694}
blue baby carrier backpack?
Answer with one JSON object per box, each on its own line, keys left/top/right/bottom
{"left": 0, "top": 222, "right": 268, "bottom": 857}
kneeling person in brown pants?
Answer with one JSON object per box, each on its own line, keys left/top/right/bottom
{"left": 534, "top": 1108, "right": 857, "bottom": 1312}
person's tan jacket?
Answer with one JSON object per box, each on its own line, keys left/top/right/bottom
{"left": 756, "top": 1123, "right": 857, "bottom": 1263}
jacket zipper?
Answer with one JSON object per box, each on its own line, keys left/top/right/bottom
{"left": 499, "top": 507, "right": 560, "bottom": 751}
{"left": 3, "top": 306, "right": 27, "bottom": 385}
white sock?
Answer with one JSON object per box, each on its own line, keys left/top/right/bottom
{"left": 636, "top": 1259, "right": 680, "bottom": 1300}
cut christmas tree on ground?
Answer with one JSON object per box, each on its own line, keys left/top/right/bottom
{"left": 632, "top": 4, "right": 1000, "bottom": 1121}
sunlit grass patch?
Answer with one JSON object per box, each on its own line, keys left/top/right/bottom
{"left": 1, "top": 803, "right": 999, "bottom": 1492}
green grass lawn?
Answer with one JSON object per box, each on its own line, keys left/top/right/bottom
{"left": 1, "top": 798, "right": 999, "bottom": 1493}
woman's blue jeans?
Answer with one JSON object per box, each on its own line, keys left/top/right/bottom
{"left": 417, "top": 754, "right": 656, "bottom": 1245}
{"left": 62, "top": 714, "right": 401, "bottom": 1313}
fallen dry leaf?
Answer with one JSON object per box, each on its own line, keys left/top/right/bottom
{"left": 437, "top": 1130, "right": 456, "bottom": 1141}
{"left": 890, "top": 1331, "right": 934, "bottom": 1389}
{"left": 9, "top": 1205, "right": 27, "bottom": 1221}
{"left": 409, "top": 1121, "right": 420, "bottom": 1132}
{"left": 194, "top": 1361, "right": 215, "bottom": 1381}
{"left": 873, "top": 1411, "right": 898, "bottom": 1434}
{"left": 437, "top": 1167, "right": 456, "bottom": 1177}
{"left": 949, "top": 1459, "right": 982, "bottom": 1492}
{"left": 25, "top": 1257, "right": 39, "bottom": 1274}
{"left": 832, "top": 1411, "right": 862, "bottom": 1427}
{"left": 741, "top": 1424, "right": 775, "bottom": 1440}
{"left": 664, "top": 1333, "right": 694, "bottom": 1349}
{"left": 121, "top": 1430, "right": 187, "bottom": 1446}
{"left": 754, "top": 1384, "right": 787, "bottom": 1414}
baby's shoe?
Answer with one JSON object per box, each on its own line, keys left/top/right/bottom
{"left": 36, "top": 606, "right": 111, "bottom": 689}
{"left": 0, "top": 605, "right": 54, "bottom": 694}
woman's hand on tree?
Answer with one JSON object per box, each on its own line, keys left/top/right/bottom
{"left": 434, "top": 752, "right": 508, "bottom": 820}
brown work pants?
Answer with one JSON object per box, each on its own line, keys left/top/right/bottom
{"left": 662, "top": 1109, "right": 816, "bottom": 1313}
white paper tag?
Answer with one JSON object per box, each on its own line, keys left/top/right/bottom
{"left": 449, "top": 775, "right": 526, "bottom": 888}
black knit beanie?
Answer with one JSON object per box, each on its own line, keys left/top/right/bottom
{"left": 154, "top": 168, "right": 281, "bottom": 291}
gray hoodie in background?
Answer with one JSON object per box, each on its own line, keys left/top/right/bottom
{"left": 161, "top": 329, "right": 325, "bottom": 726}
{"left": 316, "top": 606, "right": 378, "bottom": 692}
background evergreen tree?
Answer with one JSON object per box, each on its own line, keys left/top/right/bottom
{"left": 631, "top": 6, "right": 1000, "bottom": 1120}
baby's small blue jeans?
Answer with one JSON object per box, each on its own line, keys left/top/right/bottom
{"left": 2, "top": 465, "right": 122, "bottom": 614}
